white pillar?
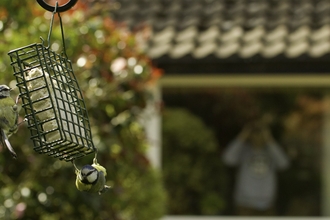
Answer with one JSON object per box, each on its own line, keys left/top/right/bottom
{"left": 142, "top": 83, "right": 162, "bottom": 169}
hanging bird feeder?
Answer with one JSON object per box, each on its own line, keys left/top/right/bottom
{"left": 7, "top": 1, "right": 96, "bottom": 161}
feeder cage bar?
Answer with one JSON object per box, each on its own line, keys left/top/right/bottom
{"left": 8, "top": 42, "right": 96, "bottom": 161}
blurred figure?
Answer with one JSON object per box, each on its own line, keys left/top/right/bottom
{"left": 223, "top": 121, "right": 289, "bottom": 216}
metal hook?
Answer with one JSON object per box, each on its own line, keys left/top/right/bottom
{"left": 39, "top": 2, "right": 69, "bottom": 58}
{"left": 36, "top": 0, "right": 78, "bottom": 12}
{"left": 39, "top": 2, "right": 57, "bottom": 48}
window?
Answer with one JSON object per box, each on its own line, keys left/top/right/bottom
{"left": 161, "top": 74, "right": 330, "bottom": 217}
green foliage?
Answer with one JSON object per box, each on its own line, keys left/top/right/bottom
{"left": 0, "top": 1, "right": 165, "bottom": 219}
{"left": 162, "top": 108, "right": 227, "bottom": 215}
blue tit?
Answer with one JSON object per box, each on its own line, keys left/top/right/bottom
{"left": 0, "top": 85, "right": 19, "bottom": 159}
{"left": 74, "top": 159, "right": 110, "bottom": 195}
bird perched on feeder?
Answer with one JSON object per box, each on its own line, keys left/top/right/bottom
{"left": 0, "top": 85, "right": 19, "bottom": 159}
{"left": 74, "top": 157, "right": 110, "bottom": 194}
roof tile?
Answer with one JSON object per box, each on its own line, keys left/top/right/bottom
{"left": 193, "top": 41, "right": 217, "bottom": 58}
{"left": 169, "top": 41, "right": 195, "bottom": 58}
{"left": 197, "top": 25, "right": 220, "bottom": 43}
{"left": 111, "top": 0, "right": 330, "bottom": 60}
{"left": 309, "top": 40, "right": 330, "bottom": 57}
{"left": 262, "top": 41, "right": 286, "bottom": 58}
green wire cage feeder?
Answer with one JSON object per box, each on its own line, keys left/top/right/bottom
{"left": 7, "top": 1, "right": 96, "bottom": 161}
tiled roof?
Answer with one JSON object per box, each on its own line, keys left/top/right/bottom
{"left": 111, "top": 0, "right": 330, "bottom": 73}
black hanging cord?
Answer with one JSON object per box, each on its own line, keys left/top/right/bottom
{"left": 36, "top": 0, "right": 78, "bottom": 12}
